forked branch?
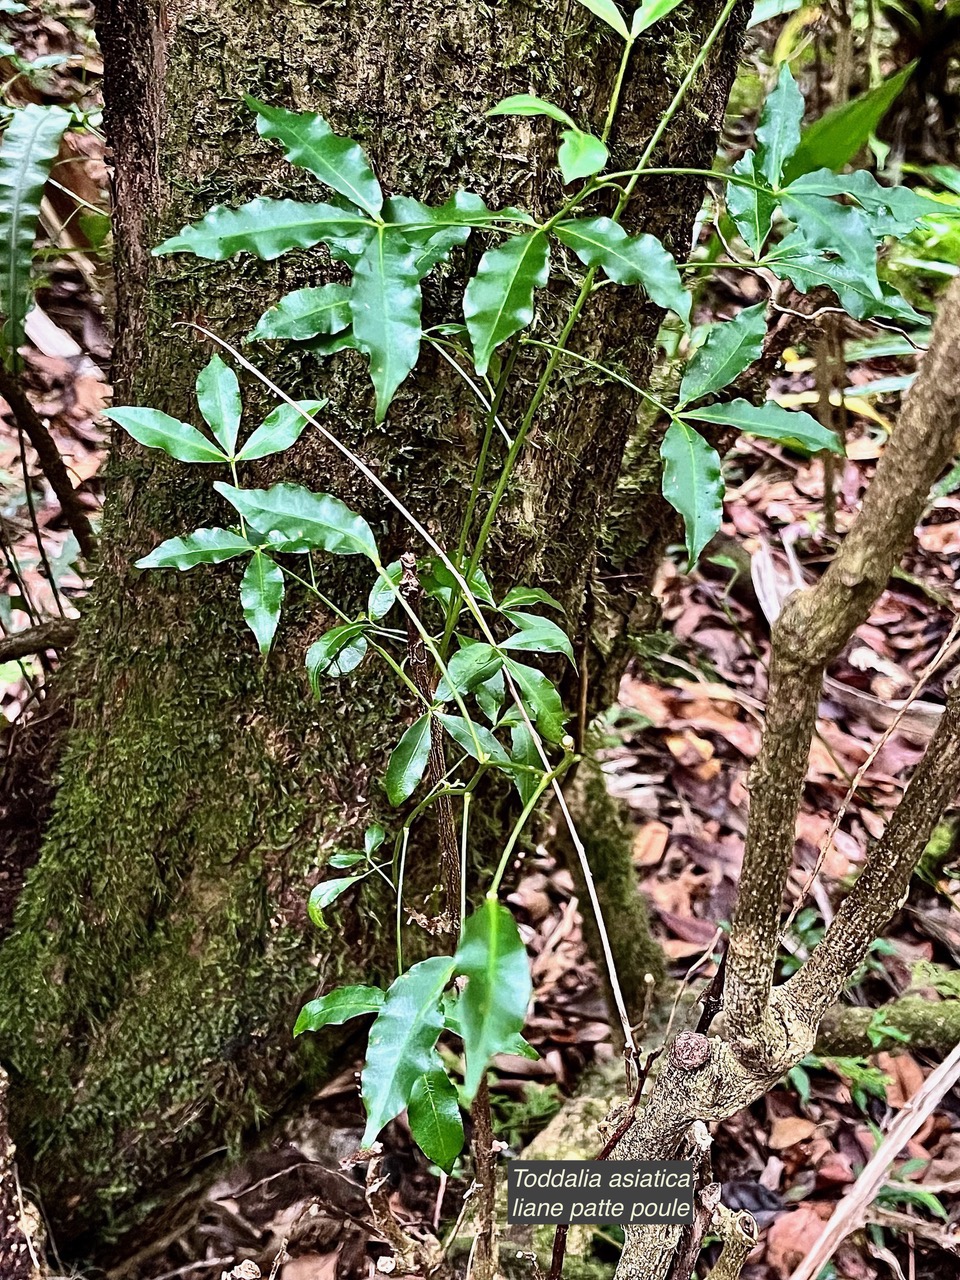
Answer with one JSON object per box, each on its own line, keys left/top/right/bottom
{"left": 725, "top": 275, "right": 960, "bottom": 1059}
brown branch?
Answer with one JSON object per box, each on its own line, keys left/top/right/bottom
{"left": 789, "top": 684, "right": 960, "bottom": 1020}
{"left": 470, "top": 1078, "right": 498, "bottom": 1280}
{"left": 399, "top": 552, "right": 460, "bottom": 934}
{"left": 0, "top": 619, "right": 77, "bottom": 662}
{"left": 725, "top": 275, "right": 960, "bottom": 1061}
{"left": 0, "top": 363, "right": 97, "bottom": 562}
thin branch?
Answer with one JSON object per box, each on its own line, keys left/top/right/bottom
{"left": 725, "top": 276, "right": 960, "bottom": 1058}
{"left": 789, "top": 683, "right": 960, "bottom": 1019}
{"left": 0, "top": 619, "right": 77, "bottom": 663}
{"left": 0, "top": 363, "right": 97, "bottom": 562}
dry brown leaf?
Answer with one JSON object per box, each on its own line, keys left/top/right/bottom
{"left": 632, "top": 821, "right": 670, "bottom": 867}
{"left": 769, "top": 1116, "right": 819, "bottom": 1150}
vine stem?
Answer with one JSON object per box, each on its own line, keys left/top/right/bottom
{"left": 463, "top": 0, "right": 742, "bottom": 586}
{"left": 187, "top": 323, "right": 638, "bottom": 1055}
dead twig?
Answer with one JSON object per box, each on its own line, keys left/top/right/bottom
{"left": 789, "top": 1038, "right": 960, "bottom": 1280}
{"left": 0, "top": 620, "right": 77, "bottom": 664}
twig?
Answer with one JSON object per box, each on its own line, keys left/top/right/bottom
{"left": 399, "top": 552, "right": 460, "bottom": 933}
{"left": 788, "top": 1037, "right": 960, "bottom": 1280}
{"left": 0, "top": 619, "right": 76, "bottom": 663}
{"left": 782, "top": 611, "right": 960, "bottom": 939}
{"left": 0, "top": 362, "right": 97, "bottom": 561}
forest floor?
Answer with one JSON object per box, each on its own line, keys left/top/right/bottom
{"left": 3, "top": 4, "right": 960, "bottom": 1280}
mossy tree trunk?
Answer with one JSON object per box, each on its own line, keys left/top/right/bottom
{"left": 0, "top": 0, "right": 749, "bottom": 1249}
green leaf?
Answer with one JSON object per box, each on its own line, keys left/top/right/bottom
{"left": 756, "top": 63, "right": 804, "bottom": 188}
{"left": 213, "top": 482, "right": 379, "bottom": 559}
{"left": 500, "top": 586, "right": 564, "bottom": 612}
{"left": 239, "top": 554, "right": 284, "bottom": 654}
{"left": 154, "top": 197, "right": 372, "bottom": 262}
{"left": 329, "top": 852, "right": 365, "bottom": 869}
{"left": 782, "top": 63, "right": 916, "bottom": 183}
{"left": 365, "top": 823, "right": 385, "bottom": 856}
{"left": 554, "top": 218, "right": 689, "bottom": 323}
{"left": 575, "top": 0, "right": 630, "bottom": 39}
{"left": 135, "top": 527, "right": 252, "bottom": 570}
{"left": 453, "top": 899, "right": 532, "bottom": 1102}
{"left": 631, "top": 0, "right": 686, "bottom": 36}
{"left": 306, "top": 623, "right": 369, "bottom": 687}
{"left": 235, "top": 400, "right": 323, "bottom": 462}
{"left": 557, "top": 129, "right": 609, "bottom": 185}
{"left": 248, "top": 285, "right": 352, "bottom": 342}
{"left": 780, "top": 192, "right": 880, "bottom": 296}
{"left": 407, "top": 1070, "right": 464, "bottom": 1172}
{"left": 487, "top": 95, "right": 574, "bottom": 127}
{"left": 464, "top": 231, "right": 550, "bottom": 376}
{"left": 106, "top": 407, "right": 227, "bottom": 463}
{"left": 727, "top": 150, "right": 778, "bottom": 258}
{"left": 660, "top": 420, "right": 723, "bottom": 567}
{"left": 295, "top": 985, "right": 385, "bottom": 1036}
{"left": 308, "top": 875, "right": 363, "bottom": 928}
{"left": 196, "top": 355, "right": 242, "bottom": 456}
{"left": 351, "top": 226, "right": 422, "bottom": 422}
{"left": 361, "top": 955, "right": 454, "bottom": 1147}
{"left": 420, "top": 559, "right": 495, "bottom": 607}
{"left": 501, "top": 610, "right": 574, "bottom": 663}
{"left": 368, "top": 560, "right": 402, "bottom": 620}
{"left": 442, "top": 994, "right": 537, "bottom": 1058}
{"left": 247, "top": 97, "right": 383, "bottom": 219}
{"left": 510, "top": 722, "right": 542, "bottom": 806}
{"left": 436, "top": 714, "right": 510, "bottom": 766}
{"left": 385, "top": 714, "right": 432, "bottom": 805}
{"left": 683, "top": 398, "right": 843, "bottom": 455}
{"left": 383, "top": 194, "right": 476, "bottom": 278}
{"left": 678, "top": 302, "right": 767, "bottom": 407}
{"left": 767, "top": 240, "right": 894, "bottom": 322}
{"left": 434, "top": 644, "right": 503, "bottom": 703}
{"left": 476, "top": 668, "right": 505, "bottom": 725}
{"left": 502, "top": 658, "right": 566, "bottom": 743}
{"left": 784, "top": 169, "right": 932, "bottom": 237}
{"left": 0, "top": 103, "right": 70, "bottom": 354}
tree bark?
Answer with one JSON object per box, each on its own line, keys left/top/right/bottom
{"left": 0, "top": 0, "right": 749, "bottom": 1247}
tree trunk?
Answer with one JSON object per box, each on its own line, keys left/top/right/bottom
{"left": 0, "top": 0, "right": 749, "bottom": 1247}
